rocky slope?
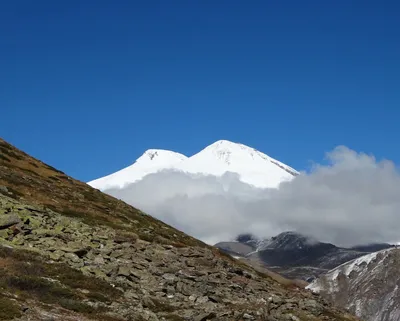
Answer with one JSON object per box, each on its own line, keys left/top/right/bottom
{"left": 216, "top": 232, "right": 393, "bottom": 281}
{"left": 0, "top": 138, "right": 359, "bottom": 321}
{"left": 307, "top": 248, "right": 400, "bottom": 321}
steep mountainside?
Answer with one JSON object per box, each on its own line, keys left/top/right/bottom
{"left": 307, "top": 248, "right": 400, "bottom": 321}
{"left": 88, "top": 140, "right": 299, "bottom": 190}
{"left": 0, "top": 138, "right": 358, "bottom": 321}
{"left": 216, "top": 232, "right": 393, "bottom": 281}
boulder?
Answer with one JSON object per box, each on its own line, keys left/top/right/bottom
{"left": 64, "top": 252, "right": 81, "bottom": 263}
{"left": 118, "top": 266, "right": 131, "bottom": 277}
{"left": 49, "top": 250, "right": 64, "bottom": 261}
{"left": 0, "top": 214, "right": 21, "bottom": 230}
{"left": 93, "top": 255, "right": 105, "bottom": 265}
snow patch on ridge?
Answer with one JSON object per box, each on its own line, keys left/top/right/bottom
{"left": 306, "top": 247, "right": 394, "bottom": 294}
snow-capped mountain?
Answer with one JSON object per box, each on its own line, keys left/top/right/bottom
{"left": 307, "top": 248, "right": 400, "bottom": 321}
{"left": 254, "top": 231, "right": 320, "bottom": 251}
{"left": 88, "top": 149, "right": 187, "bottom": 190}
{"left": 88, "top": 140, "right": 299, "bottom": 190}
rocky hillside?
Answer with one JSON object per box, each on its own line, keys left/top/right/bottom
{"left": 0, "top": 138, "right": 359, "bottom": 321}
{"left": 307, "top": 248, "right": 400, "bottom": 321}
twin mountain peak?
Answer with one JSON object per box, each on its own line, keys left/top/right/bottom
{"left": 88, "top": 139, "right": 299, "bottom": 191}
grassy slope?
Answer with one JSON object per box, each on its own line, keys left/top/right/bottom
{"left": 0, "top": 138, "right": 204, "bottom": 248}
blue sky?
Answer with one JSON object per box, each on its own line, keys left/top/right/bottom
{"left": 1, "top": 0, "right": 398, "bottom": 181}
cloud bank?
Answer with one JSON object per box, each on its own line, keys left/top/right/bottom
{"left": 106, "top": 146, "right": 400, "bottom": 247}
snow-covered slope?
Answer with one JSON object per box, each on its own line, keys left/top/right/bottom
{"left": 176, "top": 140, "right": 298, "bottom": 188}
{"left": 88, "top": 140, "right": 298, "bottom": 190}
{"left": 307, "top": 248, "right": 400, "bottom": 321}
{"left": 88, "top": 149, "right": 187, "bottom": 190}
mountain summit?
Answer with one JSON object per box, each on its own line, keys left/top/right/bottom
{"left": 88, "top": 140, "right": 299, "bottom": 190}
{"left": 88, "top": 149, "right": 187, "bottom": 190}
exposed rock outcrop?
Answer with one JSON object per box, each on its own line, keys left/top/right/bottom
{"left": 307, "top": 248, "right": 400, "bottom": 321}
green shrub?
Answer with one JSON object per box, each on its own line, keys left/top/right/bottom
{"left": 59, "top": 299, "right": 96, "bottom": 314}
{"left": 0, "top": 296, "right": 21, "bottom": 320}
{"left": 6, "top": 275, "right": 76, "bottom": 303}
{"left": 0, "top": 145, "right": 23, "bottom": 160}
{"left": 0, "top": 154, "right": 11, "bottom": 162}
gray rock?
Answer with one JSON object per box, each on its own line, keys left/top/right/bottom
{"left": 49, "top": 250, "right": 64, "bottom": 261}
{"left": 195, "top": 296, "right": 209, "bottom": 304}
{"left": 124, "top": 290, "right": 139, "bottom": 300}
{"left": 162, "top": 273, "right": 176, "bottom": 282}
{"left": 208, "top": 295, "right": 221, "bottom": 303}
{"left": 299, "top": 299, "right": 322, "bottom": 315}
{"left": 142, "top": 296, "right": 155, "bottom": 308}
{"left": 176, "top": 281, "right": 192, "bottom": 296}
{"left": 93, "top": 255, "right": 105, "bottom": 265}
{"left": 130, "top": 269, "right": 143, "bottom": 279}
{"left": 118, "top": 266, "right": 131, "bottom": 277}
{"left": 64, "top": 252, "right": 80, "bottom": 263}
{"left": 194, "top": 312, "right": 217, "bottom": 321}
{"left": 165, "top": 285, "right": 175, "bottom": 295}
{"left": 0, "top": 214, "right": 21, "bottom": 230}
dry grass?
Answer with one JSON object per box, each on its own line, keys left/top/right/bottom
{"left": 320, "top": 309, "right": 362, "bottom": 321}
{"left": 212, "top": 247, "right": 307, "bottom": 289}
{"left": 0, "top": 138, "right": 205, "bottom": 248}
{"left": 256, "top": 268, "right": 308, "bottom": 289}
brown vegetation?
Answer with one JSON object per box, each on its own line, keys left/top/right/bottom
{"left": 0, "top": 138, "right": 205, "bottom": 248}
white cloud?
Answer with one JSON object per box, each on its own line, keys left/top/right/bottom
{"left": 106, "top": 146, "right": 400, "bottom": 247}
